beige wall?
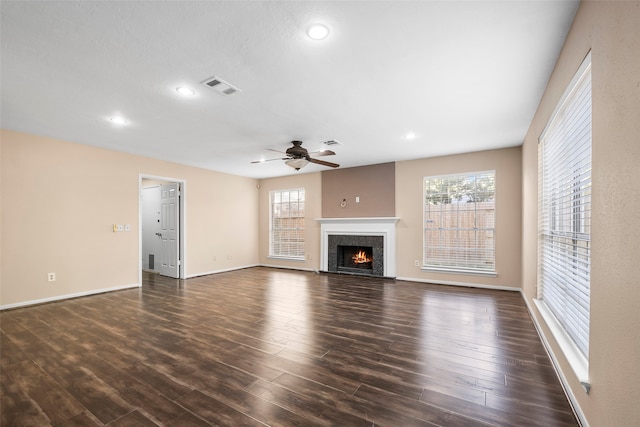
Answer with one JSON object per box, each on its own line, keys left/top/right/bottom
{"left": 0, "top": 130, "right": 259, "bottom": 307}
{"left": 257, "top": 172, "right": 322, "bottom": 270}
{"left": 5, "top": 4, "right": 639, "bottom": 422}
{"left": 396, "top": 147, "right": 522, "bottom": 288}
{"left": 522, "top": 1, "right": 640, "bottom": 425}
{"left": 321, "top": 162, "right": 395, "bottom": 218}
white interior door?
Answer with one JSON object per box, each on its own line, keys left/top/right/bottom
{"left": 158, "top": 182, "right": 180, "bottom": 278}
{"left": 142, "top": 186, "right": 162, "bottom": 271}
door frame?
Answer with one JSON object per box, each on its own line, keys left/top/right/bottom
{"left": 138, "top": 174, "right": 186, "bottom": 284}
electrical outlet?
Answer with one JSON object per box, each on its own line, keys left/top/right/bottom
{"left": 124, "top": 224, "right": 131, "bottom": 231}
{"left": 48, "top": 272, "right": 56, "bottom": 282}
{"left": 414, "top": 260, "right": 420, "bottom": 267}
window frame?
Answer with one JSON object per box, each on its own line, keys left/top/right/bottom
{"left": 268, "top": 188, "right": 306, "bottom": 261}
{"left": 536, "top": 51, "right": 592, "bottom": 390}
{"left": 422, "top": 170, "right": 497, "bottom": 276}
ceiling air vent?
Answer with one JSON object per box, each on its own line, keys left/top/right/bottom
{"left": 323, "top": 139, "right": 342, "bottom": 146}
{"left": 201, "top": 76, "right": 241, "bottom": 96}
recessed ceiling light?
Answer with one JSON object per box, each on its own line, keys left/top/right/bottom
{"left": 307, "top": 24, "right": 330, "bottom": 40}
{"left": 405, "top": 132, "right": 416, "bottom": 140}
{"left": 109, "top": 116, "right": 127, "bottom": 125}
{"left": 176, "top": 86, "right": 195, "bottom": 96}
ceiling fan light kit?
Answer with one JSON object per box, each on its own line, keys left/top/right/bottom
{"left": 285, "top": 158, "right": 309, "bottom": 170}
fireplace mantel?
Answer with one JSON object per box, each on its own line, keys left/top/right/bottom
{"left": 316, "top": 217, "right": 399, "bottom": 278}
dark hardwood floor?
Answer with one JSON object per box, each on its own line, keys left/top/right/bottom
{"left": 1, "top": 267, "right": 578, "bottom": 426}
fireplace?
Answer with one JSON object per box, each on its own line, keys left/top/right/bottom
{"left": 338, "top": 246, "right": 373, "bottom": 273}
{"left": 318, "top": 217, "right": 399, "bottom": 278}
{"left": 328, "top": 235, "right": 383, "bottom": 276}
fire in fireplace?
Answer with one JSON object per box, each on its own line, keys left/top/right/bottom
{"left": 338, "top": 245, "right": 374, "bottom": 274}
{"left": 352, "top": 248, "right": 372, "bottom": 265}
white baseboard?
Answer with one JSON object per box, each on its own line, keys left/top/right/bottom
{"left": 259, "top": 263, "right": 317, "bottom": 273}
{"left": 185, "top": 264, "right": 260, "bottom": 279}
{"left": 0, "top": 283, "right": 140, "bottom": 311}
{"left": 395, "top": 276, "right": 520, "bottom": 292}
{"left": 521, "top": 293, "right": 590, "bottom": 427}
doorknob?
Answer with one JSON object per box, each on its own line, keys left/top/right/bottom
{"left": 155, "top": 232, "right": 163, "bottom": 237}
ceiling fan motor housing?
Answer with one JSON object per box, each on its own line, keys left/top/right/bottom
{"left": 286, "top": 140, "right": 308, "bottom": 159}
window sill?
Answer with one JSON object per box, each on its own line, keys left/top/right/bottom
{"left": 267, "top": 255, "right": 306, "bottom": 262}
{"left": 421, "top": 267, "right": 497, "bottom": 277}
{"left": 533, "top": 298, "right": 590, "bottom": 393}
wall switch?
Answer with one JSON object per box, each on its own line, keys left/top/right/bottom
{"left": 113, "top": 224, "right": 118, "bottom": 232}
{"left": 415, "top": 260, "right": 420, "bottom": 267}
{"left": 48, "top": 272, "right": 56, "bottom": 282}
{"left": 356, "top": 196, "right": 360, "bottom": 203}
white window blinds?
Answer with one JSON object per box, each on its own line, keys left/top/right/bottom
{"left": 539, "top": 53, "right": 592, "bottom": 360}
{"left": 423, "top": 171, "right": 496, "bottom": 274}
{"left": 270, "top": 188, "right": 305, "bottom": 259}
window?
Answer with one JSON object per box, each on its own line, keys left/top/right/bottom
{"left": 537, "top": 52, "right": 591, "bottom": 384}
{"left": 270, "top": 188, "right": 305, "bottom": 259}
{"left": 423, "top": 171, "right": 496, "bottom": 274}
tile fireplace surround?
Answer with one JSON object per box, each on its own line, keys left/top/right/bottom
{"left": 316, "top": 217, "right": 400, "bottom": 278}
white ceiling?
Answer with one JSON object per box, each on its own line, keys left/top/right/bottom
{"left": 0, "top": 1, "right": 579, "bottom": 179}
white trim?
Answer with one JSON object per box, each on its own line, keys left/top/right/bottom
{"left": 316, "top": 217, "right": 399, "bottom": 277}
{"left": 259, "top": 263, "right": 317, "bottom": 273}
{"left": 315, "top": 217, "right": 400, "bottom": 224}
{"left": 185, "top": 264, "right": 260, "bottom": 278}
{"left": 139, "top": 174, "right": 187, "bottom": 282}
{"left": 0, "top": 283, "right": 140, "bottom": 311}
{"left": 533, "top": 299, "right": 590, "bottom": 387}
{"left": 396, "top": 276, "right": 519, "bottom": 292}
{"left": 523, "top": 295, "right": 590, "bottom": 427}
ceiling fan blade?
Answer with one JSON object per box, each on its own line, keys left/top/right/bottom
{"left": 251, "top": 157, "right": 287, "bottom": 164}
{"left": 309, "top": 157, "right": 340, "bottom": 168}
{"left": 308, "top": 149, "right": 336, "bottom": 157}
{"left": 266, "top": 148, "right": 287, "bottom": 154}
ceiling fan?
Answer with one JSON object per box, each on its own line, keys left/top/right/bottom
{"left": 251, "top": 140, "right": 340, "bottom": 170}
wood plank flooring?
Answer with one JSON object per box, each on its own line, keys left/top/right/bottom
{"left": 0, "top": 267, "right": 578, "bottom": 426}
